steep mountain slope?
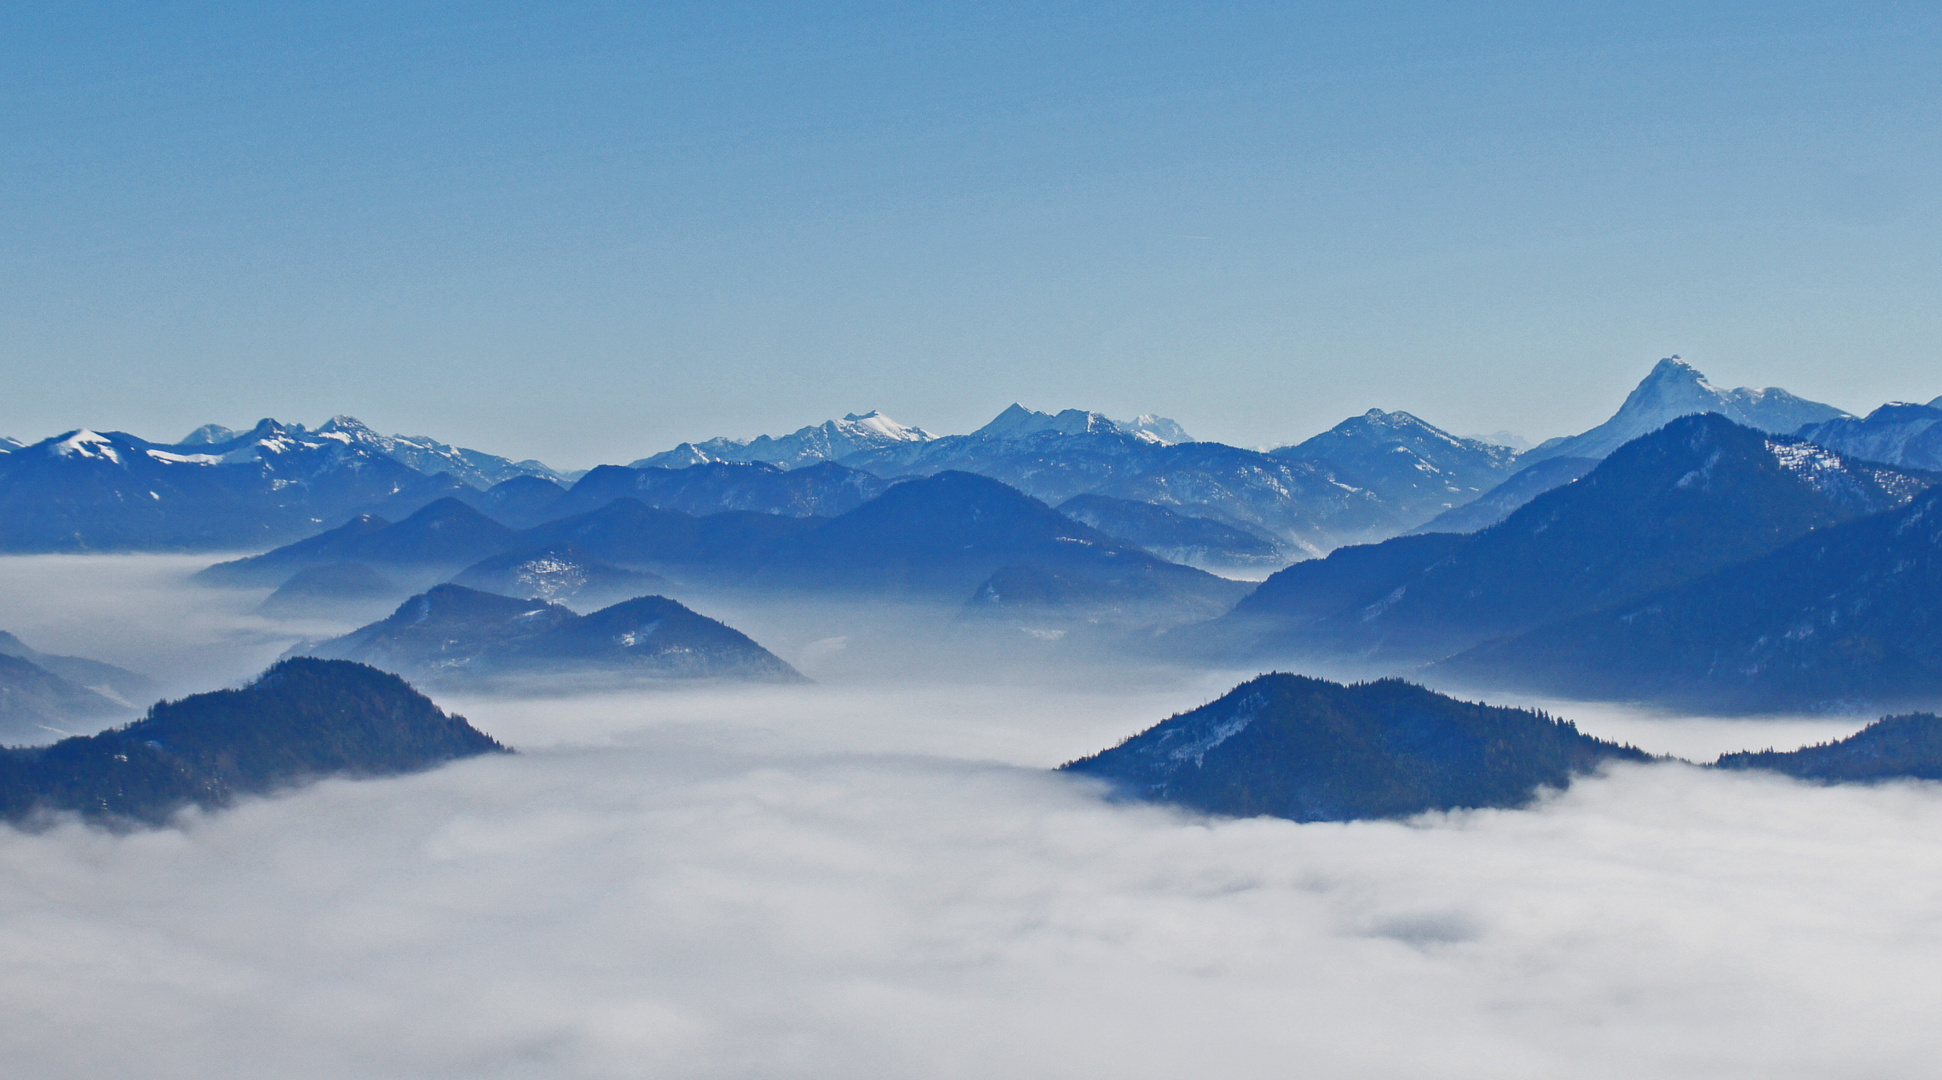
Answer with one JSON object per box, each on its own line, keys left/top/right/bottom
{"left": 1271, "top": 409, "right": 1520, "bottom": 525}
{"left": 1445, "top": 482, "right": 1942, "bottom": 713}
{"left": 1061, "top": 674, "right": 1647, "bottom": 822}
{"left": 304, "top": 585, "right": 802, "bottom": 685}
{"left": 0, "top": 658, "right": 506, "bottom": 825}
{"left": 1211, "top": 414, "right": 1936, "bottom": 664}
{"left": 1523, "top": 357, "right": 1848, "bottom": 464}
{"left": 1055, "top": 493, "right": 1283, "bottom": 569}
{"left": 1796, "top": 401, "right": 1942, "bottom": 472}
{"left": 1407, "top": 456, "right": 1598, "bottom": 535}
{"left": 632, "top": 411, "right": 935, "bottom": 469}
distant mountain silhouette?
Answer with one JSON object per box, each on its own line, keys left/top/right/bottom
{"left": 1209, "top": 414, "right": 1936, "bottom": 664}
{"left": 200, "top": 498, "right": 515, "bottom": 586}
{"left": 0, "top": 658, "right": 505, "bottom": 826}
{"left": 1061, "top": 673, "right": 1648, "bottom": 822}
{"left": 302, "top": 584, "right": 802, "bottom": 686}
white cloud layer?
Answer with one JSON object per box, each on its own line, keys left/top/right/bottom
{"left": 1, "top": 557, "right": 1938, "bottom": 1077}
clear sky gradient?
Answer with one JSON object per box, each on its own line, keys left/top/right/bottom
{"left": 4, "top": 2, "right": 1939, "bottom": 467}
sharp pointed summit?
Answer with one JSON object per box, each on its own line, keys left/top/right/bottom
{"left": 1523, "top": 356, "right": 1848, "bottom": 464}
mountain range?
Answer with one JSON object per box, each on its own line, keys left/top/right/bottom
{"left": 0, "top": 357, "right": 1877, "bottom": 561}
{"left": 205, "top": 470, "right": 1249, "bottom": 630}
{"left": 1207, "top": 413, "right": 1936, "bottom": 667}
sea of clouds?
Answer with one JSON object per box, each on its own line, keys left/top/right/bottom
{"left": 0, "top": 556, "right": 1937, "bottom": 1078}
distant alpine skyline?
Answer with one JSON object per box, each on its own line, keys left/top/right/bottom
{"left": 6, "top": 3, "right": 1939, "bottom": 468}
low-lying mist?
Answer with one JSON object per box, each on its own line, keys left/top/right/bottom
{"left": 0, "top": 555, "right": 1935, "bottom": 1077}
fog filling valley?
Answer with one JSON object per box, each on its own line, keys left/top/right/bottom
{"left": 3, "top": 556, "right": 1939, "bottom": 1078}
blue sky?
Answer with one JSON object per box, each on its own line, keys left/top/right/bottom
{"left": 4, "top": 1, "right": 1938, "bottom": 466}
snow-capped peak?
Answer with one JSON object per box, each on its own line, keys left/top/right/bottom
{"left": 971, "top": 405, "right": 1188, "bottom": 443}
{"left": 1524, "top": 357, "right": 1850, "bottom": 464}
{"left": 838, "top": 411, "right": 932, "bottom": 443}
{"left": 49, "top": 430, "right": 122, "bottom": 463}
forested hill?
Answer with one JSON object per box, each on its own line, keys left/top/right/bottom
{"left": 0, "top": 658, "right": 506, "bottom": 826}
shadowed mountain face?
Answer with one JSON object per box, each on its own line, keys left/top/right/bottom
{"left": 1716, "top": 714, "right": 1942, "bottom": 781}
{"left": 1523, "top": 357, "right": 1848, "bottom": 464}
{"left": 1056, "top": 493, "right": 1283, "bottom": 569}
{"left": 1445, "top": 482, "right": 1942, "bottom": 714}
{"left": 0, "top": 658, "right": 506, "bottom": 826}
{"left": 1061, "top": 674, "right": 1648, "bottom": 823}
{"left": 302, "top": 585, "right": 803, "bottom": 687}
{"left": 448, "top": 543, "right": 670, "bottom": 608}
{"left": 1210, "top": 414, "right": 1937, "bottom": 665}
